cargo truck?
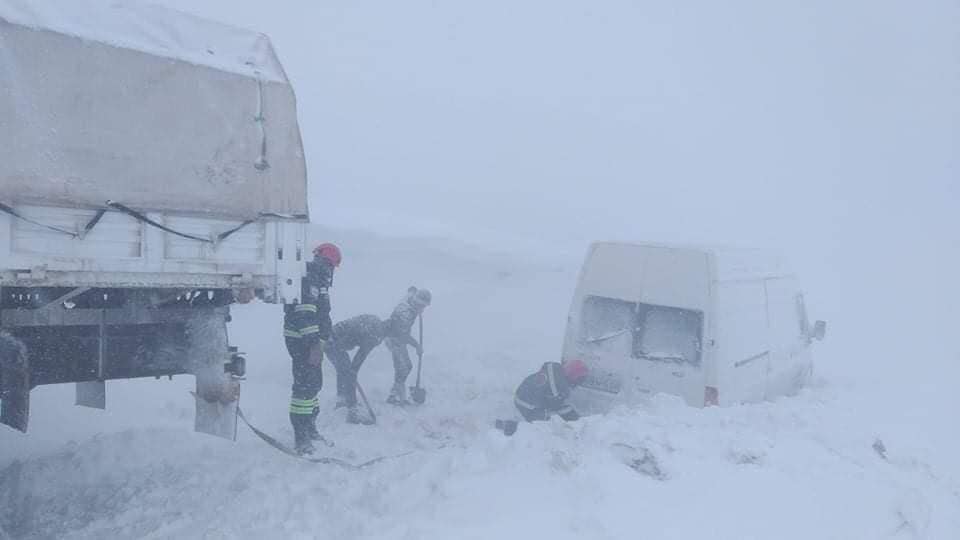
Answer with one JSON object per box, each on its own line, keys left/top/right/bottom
{"left": 0, "top": 0, "right": 310, "bottom": 439}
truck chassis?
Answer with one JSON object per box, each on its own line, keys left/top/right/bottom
{"left": 1, "top": 286, "right": 246, "bottom": 439}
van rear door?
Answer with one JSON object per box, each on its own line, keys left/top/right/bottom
{"left": 630, "top": 303, "right": 707, "bottom": 406}
{"left": 578, "top": 296, "right": 707, "bottom": 406}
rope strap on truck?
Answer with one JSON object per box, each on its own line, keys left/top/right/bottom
{"left": 0, "top": 200, "right": 300, "bottom": 244}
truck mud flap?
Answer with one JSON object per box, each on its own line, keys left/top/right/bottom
{"left": 75, "top": 381, "right": 106, "bottom": 409}
{"left": 192, "top": 370, "right": 240, "bottom": 441}
{"left": 0, "top": 334, "right": 30, "bottom": 433}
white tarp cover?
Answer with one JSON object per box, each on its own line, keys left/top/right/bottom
{"left": 0, "top": 0, "right": 308, "bottom": 219}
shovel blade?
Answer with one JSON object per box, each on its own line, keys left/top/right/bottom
{"left": 410, "top": 386, "right": 427, "bottom": 405}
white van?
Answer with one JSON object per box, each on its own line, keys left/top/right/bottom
{"left": 562, "top": 242, "right": 825, "bottom": 408}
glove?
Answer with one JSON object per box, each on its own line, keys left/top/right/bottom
{"left": 559, "top": 409, "right": 580, "bottom": 422}
{"left": 495, "top": 419, "right": 518, "bottom": 436}
{"left": 308, "top": 341, "right": 326, "bottom": 366}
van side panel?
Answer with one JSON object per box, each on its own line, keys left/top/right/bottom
{"left": 764, "top": 278, "right": 813, "bottom": 397}
{"left": 715, "top": 280, "right": 769, "bottom": 405}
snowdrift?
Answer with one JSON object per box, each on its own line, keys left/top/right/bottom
{"left": 1, "top": 228, "right": 958, "bottom": 539}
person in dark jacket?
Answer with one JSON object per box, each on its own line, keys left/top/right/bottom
{"left": 324, "top": 314, "right": 388, "bottom": 425}
{"left": 384, "top": 287, "right": 431, "bottom": 405}
{"left": 511, "top": 359, "right": 589, "bottom": 426}
{"left": 284, "top": 243, "right": 340, "bottom": 455}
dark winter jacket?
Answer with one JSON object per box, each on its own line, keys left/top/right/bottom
{"left": 328, "top": 314, "right": 386, "bottom": 366}
{"left": 283, "top": 258, "right": 333, "bottom": 347}
{"left": 514, "top": 362, "right": 580, "bottom": 421}
{"left": 386, "top": 299, "right": 419, "bottom": 347}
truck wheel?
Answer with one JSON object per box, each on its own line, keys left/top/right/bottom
{"left": 0, "top": 330, "right": 30, "bottom": 432}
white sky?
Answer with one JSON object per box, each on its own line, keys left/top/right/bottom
{"left": 159, "top": 0, "right": 958, "bottom": 363}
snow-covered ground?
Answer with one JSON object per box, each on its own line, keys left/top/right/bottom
{"left": 2, "top": 227, "right": 958, "bottom": 539}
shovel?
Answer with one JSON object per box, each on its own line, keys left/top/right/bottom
{"left": 409, "top": 314, "right": 427, "bottom": 405}
{"left": 354, "top": 379, "right": 377, "bottom": 425}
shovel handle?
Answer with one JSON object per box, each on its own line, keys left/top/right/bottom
{"left": 414, "top": 314, "right": 424, "bottom": 387}
{"left": 355, "top": 380, "right": 377, "bottom": 425}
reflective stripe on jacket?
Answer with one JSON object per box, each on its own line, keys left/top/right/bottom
{"left": 283, "top": 276, "right": 332, "bottom": 345}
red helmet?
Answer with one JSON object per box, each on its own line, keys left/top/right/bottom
{"left": 313, "top": 243, "right": 342, "bottom": 267}
{"left": 562, "top": 358, "right": 589, "bottom": 383}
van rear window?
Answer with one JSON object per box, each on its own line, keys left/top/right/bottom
{"left": 581, "top": 296, "right": 703, "bottom": 367}
{"left": 634, "top": 305, "right": 703, "bottom": 367}
{"left": 581, "top": 296, "right": 635, "bottom": 344}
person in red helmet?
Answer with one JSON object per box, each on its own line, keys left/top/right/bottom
{"left": 283, "top": 242, "right": 341, "bottom": 455}
{"left": 508, "top": 358, "right": 589, "bottom": 428}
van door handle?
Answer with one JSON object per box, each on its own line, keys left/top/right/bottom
{"left": 735, "top": 351, "right": 769, "bottom": 368}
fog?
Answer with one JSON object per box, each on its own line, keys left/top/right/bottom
{"left": 2, "top": 3, "right": 958, "bottom": 536}
{"left": 158, "top": 1, "right": 957, "bottom": 364}
{"left": 182, "top": 3, "right": 957, "bottom": 403}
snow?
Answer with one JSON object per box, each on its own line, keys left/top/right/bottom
{"left": 2, "top": 0, "right": 958, "bottom": 538}
{"left": 2, "top": 227, "right": 958, "bottom": 539}
{"left": 0, "top": 0, "right": 307, "bottom": 219}
{"left": 0, "top": 0, "right": 284, "bottom": 81}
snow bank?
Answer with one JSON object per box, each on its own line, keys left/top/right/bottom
{"left": 1, "top": 228, "right": 958, "bottom": 539}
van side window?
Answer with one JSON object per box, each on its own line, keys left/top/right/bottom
{"left": 633, "top": 304, "right": 704, "bottom": 367}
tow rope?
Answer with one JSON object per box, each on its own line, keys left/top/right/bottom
{"left": 237, "top": 407, "right": 413, "bottom": 469}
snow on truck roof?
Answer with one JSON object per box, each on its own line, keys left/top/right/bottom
{"left": 589, "top": 241, "right": 793, "bottom": 282}
{"left": 0, "top": 0, "right": 286, "bottom": 83}
{"left": 0, "top": 0, "right": 308, "bottom": 219}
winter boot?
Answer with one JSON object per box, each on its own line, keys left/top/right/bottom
{"left": 295, "top": 438, "right": 316, "bottom": 455}
{"left": 307, "top": 408, "right": 322, "bottom": 441}
{"left": 495, "top": 419, "right": 518, "bottom": 436}
{"left": 386, "top": 383, "right": 410, "bottom": 407}
{"left": 291, "top": 412, "right": 316, "bottom": 455}
{"left": 346, "top": 406, "right": 374, "bottom": 426}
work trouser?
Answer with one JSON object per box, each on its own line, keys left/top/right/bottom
{"left": 385, "top": 337, "right": 412, "bottom": 389}
{"left": 324, "top": 342, "right": 363, "bottom": 407}
{"left": 514, "top": 395, "right": 578, "bottom": 422}
{"left": 287, "top": 337, "right": 322, "bottom": 439}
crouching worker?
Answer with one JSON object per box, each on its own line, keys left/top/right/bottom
{"left": 324, "top": 315, "right": 387, "bottom": 425}
{"left": 497, "top": 359, "right": 589, "bottom": 436}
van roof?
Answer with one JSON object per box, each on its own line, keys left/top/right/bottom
{"left": 589, "top": 241, "right": 793, "bottom": 282}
